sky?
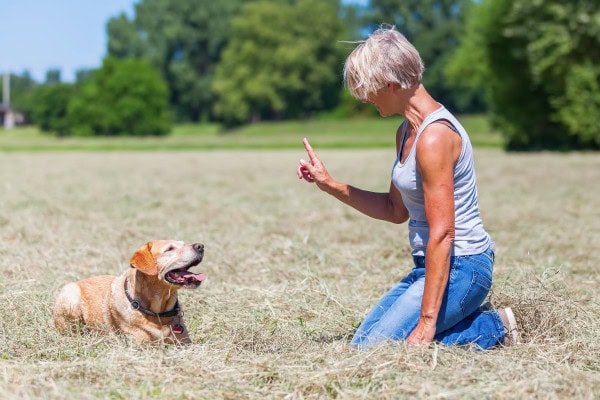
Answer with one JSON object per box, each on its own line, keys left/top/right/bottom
{"left": 0, "top": 0, "right": 368, "bottom": 84}
{"left": 1, "top": 0, "right": 137, "bottom": 82}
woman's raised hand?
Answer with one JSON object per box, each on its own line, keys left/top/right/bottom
{"left": 297, "top": 138, "right": 331, "bottom": 185}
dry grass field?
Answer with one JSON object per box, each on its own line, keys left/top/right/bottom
{"left": 0, "top": 148, "right": 598, "bottom": 399}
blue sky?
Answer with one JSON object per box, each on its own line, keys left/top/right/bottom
{"left": 1, "top": 0, "right": 137, "bottom": 82}
{"left": 1, "top": 0, "right": 368, "bottom": 83}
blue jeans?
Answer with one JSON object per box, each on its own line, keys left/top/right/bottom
{"left": 351, "top": 248, "right": 505, "bottom": 349}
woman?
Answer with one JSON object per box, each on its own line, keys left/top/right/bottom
{"left": 297, "top": 26, "right": 518, "bottom": 349}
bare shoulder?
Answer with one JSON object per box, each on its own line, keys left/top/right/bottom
{"left": 417, "top": 122, "right": 461, "bottom": 164}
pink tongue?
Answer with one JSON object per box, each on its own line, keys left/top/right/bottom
{"left": 183, "top": 271, "right": 206, "bottom": 282}
{"left": 168, "top": 271, "right": 206, "bottom": 283}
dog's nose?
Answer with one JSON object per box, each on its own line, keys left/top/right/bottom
{"left": 193, "top": 243, "right": 204, "bottom": 253}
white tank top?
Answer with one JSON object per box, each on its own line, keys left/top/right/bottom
{"left": 391, "top": 105, "right": 494, "bottom": 256}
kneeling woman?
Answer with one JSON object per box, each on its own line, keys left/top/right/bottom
{"left": 297, "top": 26, "right": 518, "bottom": 349}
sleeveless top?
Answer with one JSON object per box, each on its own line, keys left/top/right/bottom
{"left": 391, "top": 105, "right": 494, "bottom": 257}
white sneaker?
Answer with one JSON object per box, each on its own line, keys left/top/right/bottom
{"left": 498, "top": 307, "right": 520, "bottom": 346}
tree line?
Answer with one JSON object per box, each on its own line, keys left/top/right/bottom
{"left": 2, "top": 0, "right": 599, "bottom": 150}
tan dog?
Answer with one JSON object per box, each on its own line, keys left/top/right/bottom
{"left": 53, "top": 240, "right": 206, "bottom": 344}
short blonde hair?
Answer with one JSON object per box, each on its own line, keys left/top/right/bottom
{"left": 343, "top": 26, "right": 424, "bottom": 100}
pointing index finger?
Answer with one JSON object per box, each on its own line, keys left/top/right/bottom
{"left": 303, "top": 137, "right": 317, "bottom": 162}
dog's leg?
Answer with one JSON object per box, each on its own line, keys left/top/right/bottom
{"left": 174, "top": 328, "right": 191, "bottom": 344}
{"left": 171, "top": 317, "right": 192, "bottom": 345}
{"left": 53, "top": 283, "right": 85, "bottom": 333}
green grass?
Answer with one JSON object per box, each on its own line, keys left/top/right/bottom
{"left": 0, "top": 115, "right": 503, "bottom": 151}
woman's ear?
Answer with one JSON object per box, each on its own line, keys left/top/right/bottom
{"left": 130, "top": 242, "right": 158, "bottom": 276}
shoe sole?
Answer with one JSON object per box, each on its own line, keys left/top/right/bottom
{"left": 504, "top": 307, "right": 520, "bottom": 345}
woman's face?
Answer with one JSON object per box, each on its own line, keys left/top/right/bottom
{"left": 364, "top": 85, "right": 395, "bottom": 117}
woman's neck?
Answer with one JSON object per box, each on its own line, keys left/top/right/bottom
{"left": 398, "top": 84, "right": 441, "bottom": 133}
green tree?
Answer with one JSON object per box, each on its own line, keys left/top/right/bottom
{"left": 32, "top": 83, "right": 74, "bottom": 136}
{"left": 106, "top": 0, "right": 243, "bottom": 122}
{"left": 339, "top": 1, "right": 368, "bottom": 41}
{"left": 106, "top": 14, "right": 145, "bottom": 59}
{"left": 68, "top": 57, "right": 170, "bottom": 136}
{"left": 45, "top": 69, "right": 62, "bottom": 84}
{"left": 212, "top": 0, "right": 343, "bottom": 126}
{"left": 448, "top": 0, "right": 600, "bottom": 150}
{"left": 74, "top": 68, "right": 96, "bottom": 85}
{"left": 366, "top": 0, "right": 483, "bottom": 113}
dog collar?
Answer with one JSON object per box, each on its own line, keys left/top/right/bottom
{"left": 123, "top": 277, "right": 181, "bottom": 318}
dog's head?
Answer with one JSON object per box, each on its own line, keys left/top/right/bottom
{"left": 130, "top": 240, "right": 206, "bottom": 289}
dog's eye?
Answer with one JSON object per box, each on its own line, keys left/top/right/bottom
{"left": 165, "top": 245, "right": 176, "bottom": 252}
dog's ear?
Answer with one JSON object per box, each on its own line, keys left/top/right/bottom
{"left": 130, "top": 242, "right": 158, "bottom": 276}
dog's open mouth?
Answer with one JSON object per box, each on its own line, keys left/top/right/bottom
{"left": 165, "top": 269, "right": 206, "bottom": 287}
{"left": 165, "top": 260, "right": 206, "bottom": 288}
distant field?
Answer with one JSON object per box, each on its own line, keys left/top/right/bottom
{"left": 0, "top": 115, "right": 503, "bottom": 151}
{"left": 0, "top": 148, "right": 598, "bottom": 399}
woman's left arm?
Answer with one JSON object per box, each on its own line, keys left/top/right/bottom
{"left": 407, "top": 123, "right": 462, "bottom": 344}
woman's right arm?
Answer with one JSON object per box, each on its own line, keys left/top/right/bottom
{"left": 297, "top": 137, "right": 408, "bottom": 224}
